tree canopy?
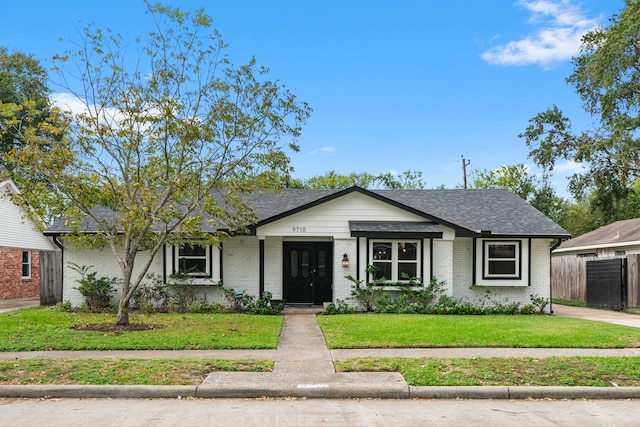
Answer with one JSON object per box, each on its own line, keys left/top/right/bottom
{"left": 519, "top": 0, "right": 640, "bottom": 224}
{"left": 470, "top": 164, "right": 568, "bottom": 227}
{"left": 290, "top": 170, "right": 425, "bottom": 189}
{"left": 0, "top": 47, "right": 52, "bottom": 156}
{"left": 4, "top": 2, "right": 311, "bottom": 324}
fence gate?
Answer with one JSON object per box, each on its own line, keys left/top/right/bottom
{"left": 586, "top": 258, "right": 627, "bottom": 311}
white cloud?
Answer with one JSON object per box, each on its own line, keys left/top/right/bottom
{"left": 50, "top": 92, "right": 88, "bottom": 115}
{"left": 310, "top": 146, "right": 335, "bottom": 155}
{"left": 481, "top": 0, "right": 601, "bottom": 67}
{"left": 554, "top": 160, "right": 586, "bottom": 173}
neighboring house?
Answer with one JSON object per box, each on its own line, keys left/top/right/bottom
{"left": 45, "top": 187, "right": 569, "bottom": 312}
{"left": 553, "top": 218, "right": 640, "bottom": 258}
{"left": 0, "top": 180, "right": 57, "bottom": 299}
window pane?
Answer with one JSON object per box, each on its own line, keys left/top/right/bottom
{"left": 372, "top": 262, "right": 391, "bottom": 281}
{"left": 22, "top": 263, "right": 30, "bottom": 277}
{"left": 398, "top": 263, "right": 417, "bottom": 279}
{"left": 181, "top": 258, "right": 206, "bottom": 273}
{"left": 373, "top": 242, "right": 392, "bottom": 260}
{"left": 22, "top": 251, "right": 29, "bottom": 263}
{"left": 398, "top": 242, "right": 417, "bottom": 261}
{"left": 180, "top": 245, "right": 206, "bottom": 256}
{"left": 489, "top": 244, "right": 515, "bottom": 259}
{"left": 290, "top": 250, "right": 298, "bottom": 278}
{"left": 301, "top": 250, "right": 310, "bottom": 278}
{"left": 317, "top": 250, "right": 326, "bottom": 278}
{"left": 489, "top": 260, "right": 516, "bottom": 275}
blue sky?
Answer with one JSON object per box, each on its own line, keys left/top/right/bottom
{"left": 1, "top": 0, "right": 624, "bottom": 196}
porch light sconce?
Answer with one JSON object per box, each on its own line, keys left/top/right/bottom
{"left": 342, "top": 253, "right": 350, "bottom": 268}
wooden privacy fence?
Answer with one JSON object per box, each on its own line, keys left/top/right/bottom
{"left": 40, "top": 250, "right": 62, "bottom": 305}
{"left": 552, "top": 254, "right": 640, "bottom": 308}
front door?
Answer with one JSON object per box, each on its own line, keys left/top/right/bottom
{"left": 284, "top": 242, "right": 333, "bottom": 304}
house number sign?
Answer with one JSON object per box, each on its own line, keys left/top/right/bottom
{"left": 291, "top": 226, "right": 307, "bottom": 233}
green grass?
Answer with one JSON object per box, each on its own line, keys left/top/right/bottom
{"left": 0, "top": 358, "right": 273, "bottom": 385}
{"left": 336, "top": 356, "right": 640, "bottom": 386}
{"left": 0, "top": 308, "right": 283, "bottom": 350}
{"left": 552, "top": 298, "right": 587, "bottom": 307}
{"left": 318, "top": 314, "right": 640, "bottom": 348}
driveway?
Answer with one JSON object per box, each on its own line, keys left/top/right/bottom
{"left": 552, "top": 304, "right": 640, "bottom": 328}
{"left": 0, "top": 297, "right": 40, "bottom": 313}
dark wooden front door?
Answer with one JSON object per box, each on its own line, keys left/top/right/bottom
{"left": 284, "top": 242, "right": 333, "bottom": 304}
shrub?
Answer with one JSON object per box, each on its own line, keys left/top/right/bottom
{"left": 132, "top": 275, "right": 170, "bottom": 313}
{"left": 69, "top": 263, "right": 118, "bottom": 313}
{"left": 530, "top": 294, "right": 550, "bottom": 313}
{"left": 239, "top": 291, "right": 283, "bottom": 315}
{"left": 325, "top": 299, "right": 356, "bottom": 315}
{"left": 54, "top": 300, "right": 72, "bottom": 312}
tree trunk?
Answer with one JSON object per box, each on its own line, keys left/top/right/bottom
{"left": 116, "top": 271, "right": 133, "bottom": 326}
{"left": 116, "top": 300, "right": 129, "bottom": 325}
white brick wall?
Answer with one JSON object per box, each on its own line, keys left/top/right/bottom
{"left": 222, "top": 237, "right": 260, "bottom": 296}
{"left": 432, "top": 239, "right": 454, "bottom": 296}
{"left": 452, "top": 237, "right": 473, "bottom": 290}
{"left": 451, "top": 238, "right": 553, "bottom": 312}
{"left": 62, "top": 243, "right": 164, "bottom": 307}
{"left": 264, "top": 236, "right": 283, "bottom": 299}
{"left": 334, "top": 238, "right": 357, "bottom": 303}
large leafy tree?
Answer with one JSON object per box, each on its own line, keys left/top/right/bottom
{"left": 519, "top": 0, "right": 640, "bottom": 224}
{"left": 0, "top": 47, "right": 52, "bottom": 157}
{"left": 0, "top": 48, "right": 67, "bottom": 223}
{"left": 470, "top": 164, "right": 569, "bottom": 227}
{"left": 5, "top": 3, "right": 311, "bottom": 325}
{"left": 290, "top": 169, "right": 425, "bottom": 189}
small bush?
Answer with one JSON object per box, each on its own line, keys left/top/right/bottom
{"left": 69, "top": 263, "right": 118, "bottom": 313}
{"left": 530, "top": 294, "right": 550, "bottom": 313}
{"left": 520, "top": 304, "right": 536, "bottom": 314}
{"left": 239, "top": 291, "right": 283, "bottom": 315}
{"left": 325, "top": 299, "right": 356, "bottom": 315}
{"left": 54, "top": 300, "right": 72, "bottom": 312}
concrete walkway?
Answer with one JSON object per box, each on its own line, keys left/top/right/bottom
{"left": 552, "top": 304, "right": 640, "bottom": 328}
{"left": 0, "top": 296, "right": 39, "bottom": 313}
{"left": 2, "top": 304, "right": 640, "bottom": 399}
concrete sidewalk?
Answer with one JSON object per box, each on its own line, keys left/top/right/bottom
{"left": 2, "top": 307, "right": 640, "bottom": 399}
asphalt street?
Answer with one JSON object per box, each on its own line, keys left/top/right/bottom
{"left": 1, "top": 397, "right": 639, "bottom": 427}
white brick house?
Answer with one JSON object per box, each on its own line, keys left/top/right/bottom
{"left": 46, "top": 187, "right": 569, "bottom": 311}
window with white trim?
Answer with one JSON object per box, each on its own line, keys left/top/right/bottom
{"left": 483, "top": 241, "right": 520, "bottom": 279}
{"left": 22, "top": 250, "right": 31, "bottom": 279}
{"left": 175, "top": 244, "right": 211, "bottom": 277}
{"left": 370, "top": 240, "right": 420, "bottom": 282}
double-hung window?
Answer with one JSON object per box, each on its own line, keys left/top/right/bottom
{"left": 22, "top": 250, "right": 31, "bottom": 279}
{"left": 176, "top": 244, "right": 211, "bottom": 278}
{"left": 370, "top": 240, "right": 419, "bottom": 283}
{"left": 484, "top": 241, "right": 520, "bottom": 279}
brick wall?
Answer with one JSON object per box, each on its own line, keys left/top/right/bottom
{"left": 0, "top": 247, "right": 40, "bottom": 299}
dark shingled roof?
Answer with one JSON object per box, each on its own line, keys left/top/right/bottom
{"left": 555, "top": 218, "right": 640, "bottom": 251}
{"left": 46, "top": 186, "right": 569, "bottom": 238}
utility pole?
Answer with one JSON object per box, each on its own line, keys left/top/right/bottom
{"left": 461, "top": 155, "right": 471, "bottom": 189}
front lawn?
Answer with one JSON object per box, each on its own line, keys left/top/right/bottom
{"left": 0, "top": 358, "right": 273, "bottom": 385}
{"left": 318, "top": 314, "right": 640, "bottom": 348}
{"left": 0, "top": 308, "right": 283, "bottom": 350}
{"left": 336, "top": 356, "right": 640, "bottom": 386}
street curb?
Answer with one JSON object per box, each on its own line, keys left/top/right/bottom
{"left": 410, "top": 386, "right": 640, "bottom": 399}
{"left": 0, "top": 385, "right": 196, "bottom": 399}
{"left": 2, "top": 385, "right": 640, "bottom": 400}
